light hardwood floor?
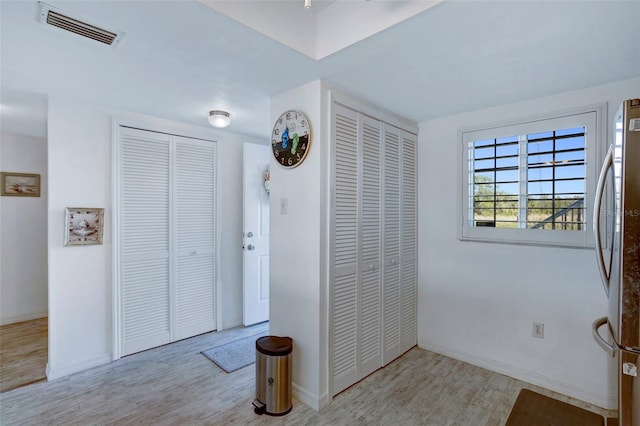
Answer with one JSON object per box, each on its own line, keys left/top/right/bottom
{"left": 0, "top": 322, "right": 607, "bottom": 425}
{"left": 0, "top": 317, "right": 48, "bottom": 393}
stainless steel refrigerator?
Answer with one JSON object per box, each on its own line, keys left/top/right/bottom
{"left": 592, "top": 98, "right": 640, "bottom": 426}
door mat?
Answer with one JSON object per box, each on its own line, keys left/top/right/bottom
{"left": 201, "top": 331, "right": 268, "bottom": 373}
{"left": 505, "top": 389, "right": 604, "bottom": 426}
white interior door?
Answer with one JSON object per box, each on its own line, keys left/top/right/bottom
{"left": 243, "top": 143, "right": 270, "bottom": 326}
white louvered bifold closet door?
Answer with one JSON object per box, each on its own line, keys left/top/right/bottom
{"left": 400, "top": 132, "right": 417, "bottom": 353}
{"left": 118, "top": 128, "right": 217, "bottom": 357}
{"left": 359, "top": 116, "right": 382, "bottom": 378}
{"left": 173, "top": 137, "right": 217, "bottom": 341}
{"left": 382, "top": 124, "right": 401, "bottom": 365}
{"left": 332, "top": 105, "right": 359, "bottom": 394}
{"left": 331, "top": 102, "right": 416, "bottom": 396}
{"left": 120, "top": 128, "right": 172, "bottom": 355}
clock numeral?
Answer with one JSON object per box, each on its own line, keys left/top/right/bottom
{"left": 288, "top": 158, "right": 293, "bottom": 166}
{"left": 296, "top": 153, "right": 301, "bottom": 161}
{"left": 274, "top": 150, "right": 279, "bottom": 158}
{"left": 280, "top": 157, "right": 285, "bottom": 164}
{"left": 274, "top": 128, "right": 279, "bottom": 136}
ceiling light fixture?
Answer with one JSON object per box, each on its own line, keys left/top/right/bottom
{"left": 304, "top": 0, "right": 311, "bottom": 9}
{"left": 208, "top": 110, "right": 231, "bottom": 128}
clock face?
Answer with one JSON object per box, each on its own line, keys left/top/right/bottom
{"left": 271, "top": 110, "right": 311, "bottom": 168}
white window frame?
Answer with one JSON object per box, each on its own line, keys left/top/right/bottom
{"left": 459, "top": 103, "right": 606, "bottom": 248}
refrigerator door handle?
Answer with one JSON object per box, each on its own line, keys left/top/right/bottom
{"left": 592, "top": 316, "right": 616, "bottom": 357}
{"left": 593, "top": 145, "right": 614, "bottom": 297}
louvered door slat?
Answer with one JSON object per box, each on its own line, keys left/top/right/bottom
{"left": 174, "top": 137, "right": 217, "bottom": 340}
{"left": 332, "top": 106, "right": 359, "bottom": 394}
{"left": 383, "top": 125, "right": 401, "bottom": 365}
{"left": 120, "top": 128, "right": 171, "bottom": 355}
{"left": 401, "top": 133, "right": 417, "bottom": 352}
{"left": 359, "top": 116, "right": 382, "bottom": 378}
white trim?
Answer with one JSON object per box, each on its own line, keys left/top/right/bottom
{"left": 221, "top": 318, "right": 242, "bottom": 330}
{"left": 319, "top": 84, "right": 332, "bottom": 406}
{"left": 327, "top": 85, "right": 418, "bottom": 135}
{"left": 292, "top": 383, "right": 330, "bottom": 412}
{"left": 0, "top": 312, "right": 48, "bottom": 326}
{"left": 45, "top": 353, "right": 112, "bottom": 381}
{"left": 418, "top": 338, "right": 614, "bottom": 410}
{"left": 459, "top": 103, "right": 606, "bottom": 248}
{"left": 326, "top": 89, "right": 336, "bottom": 401}
{"left": 215, "top": 143, "right": 223, "bottom": 331}
{"left": 111, "top": 120, "right": 122, "bottom": 360}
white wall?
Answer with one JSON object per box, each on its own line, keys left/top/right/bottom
{"left": 270, "top": 80, "right": 328, "bottom": 410}
{"left": 0, "top": 133, "right": 48, "bottom": 324}
{"left": 45, "top": 96, "right": 264, "bottom": 380}
{"left": 417, "top": 77, "right": 640, "bottom": 409}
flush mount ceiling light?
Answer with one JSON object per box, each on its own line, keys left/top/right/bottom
{"left": 304, "top": 0, "right": 311, "bottom": 9}
{"left": 208, "top": 110, "right": 231, "bottom": 128}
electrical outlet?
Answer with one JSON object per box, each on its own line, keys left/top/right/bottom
{"left": 532, "top": 322, "right": 544, "bottom": 339}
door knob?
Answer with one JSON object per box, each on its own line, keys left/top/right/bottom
{"left": 247, "top": 244, "right": 255, "bottom": 251}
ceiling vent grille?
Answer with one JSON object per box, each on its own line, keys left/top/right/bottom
{"left": 39, "top": 2, "right": 125, "bottom": 47}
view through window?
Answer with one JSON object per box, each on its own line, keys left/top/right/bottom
{"left": 470, "top": 127, "right": 586, "bottom": 230}
{"left": 460, "top": 106, "right": 602, "bottom": 247}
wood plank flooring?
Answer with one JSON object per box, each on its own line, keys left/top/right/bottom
{"left": 0, "top": 318, "right": 47, "bottom": 393}
{"left": 0, "top": 322, "right": 608, "bottom": 425}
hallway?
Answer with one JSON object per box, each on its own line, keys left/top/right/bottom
{"left": 0, "top": 317, "right": 47, "bottom": 393}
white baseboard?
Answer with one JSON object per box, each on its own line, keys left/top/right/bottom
{"left": 418, "top": 338, "right": 614, "bottom": 410}
{"left": 0, "top": 312, "right": 48, "bottom": 326}
{"left": 292, "top": 383, "right": 330, "bottom": 412}
{"left": 46, "top": 353, "right": 112, "bottom": 381}
{"left": 221, "top": 318, "right": 243, "bottom": 331}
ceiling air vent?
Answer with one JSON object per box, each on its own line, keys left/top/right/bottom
{"left": 38, "top": 2, "right": 125, "bottom": 47}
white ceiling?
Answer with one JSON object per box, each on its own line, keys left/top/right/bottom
{"left": 1, "top": 0, "right": 639, "bottom": 140}
{"left": 201, "top": 0, "right": 442, "bottom": 59}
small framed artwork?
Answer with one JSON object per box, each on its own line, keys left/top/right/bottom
{"left": 1, "top": 172, "right": 41, "bottom": 197}
{"left": 64, "top": 207, "right": 104, "bottom": 246}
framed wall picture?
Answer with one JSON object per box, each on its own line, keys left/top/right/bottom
{"left": 1, "top": 172, "right": 41, "bottom": 197}
{"left": 64, "top": 207, "right": 104, "bottom": 246}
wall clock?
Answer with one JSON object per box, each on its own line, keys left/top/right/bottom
{"left": 271, "top": 110, "right": 311, "bottom": 168}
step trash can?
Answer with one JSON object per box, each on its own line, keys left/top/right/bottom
{"left": 252, "top": 335, "right": 293, "bottom": 416}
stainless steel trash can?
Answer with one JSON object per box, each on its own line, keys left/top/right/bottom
{"left": 252, "top": 336, "right": 292, "bottom": 416}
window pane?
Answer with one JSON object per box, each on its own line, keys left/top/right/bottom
{"left": 496, "top": 157, "right": 518, "bottom": 168}
{"left": 528, "top": 166, "right": 553, "bottom": 181}
{"left": 528, "top": 181, "right": 552, "bottom": 195}
{"left": 473, "top": 182, "right": 495, "bottom": 195}
{"left": 556, "top": 127, "right": 585, "bottom": 137}
{"left": 557, "top": 136, "right": 584, "bottom": 151}
{"left": 555, "top": 179, "right": 584, "bottom": 195}
{"left": 474, "top": 159, "right": 494, "bottom": 170}
{"left": 495, "top": 170, "right": 518, "bottom": 183}
{"left": 473, "top": 139, "right": 494, "bottom": 147}
{"left": 555, "top": 149, "right": 584, "bottom": 163}
{"left": 555, "top": 164, "right": 584, "bottom": 180}
{"left": 497, "top": 182, "right": 519, "bottom": 195}
{"left": 496, "top": 144, "right": 518, "bottom": 157}
{"left": 528, "top": 140, "right": 553, "bottom": 154}
{"left": 474, "top": 146, "right": 494, "bottom": 159}
{"left": 528, "top": 131, "right": 553, "bottom": 140}
{"left": 496, "top": 135, "right": 518, "bottom": 144}
{"left": 528, "top": 153, "right": 553, "bottom": 166}
{"left": 473, "top": 172, "right": 494, "bottom": 183}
